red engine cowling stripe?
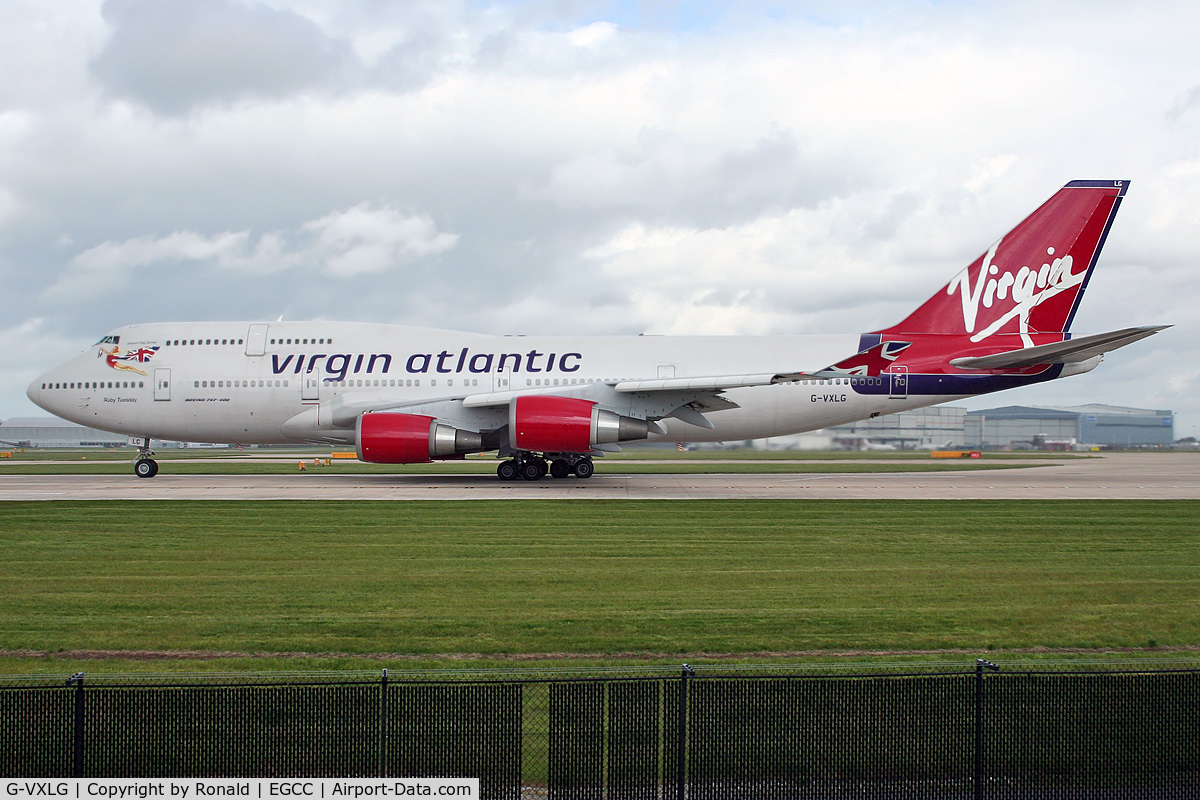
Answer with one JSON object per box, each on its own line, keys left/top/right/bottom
{"left": 512, "top": 395, "right": 595, "bottom": 453}
{"left": 357, "top": 412, "right": 435, "bottom": 463}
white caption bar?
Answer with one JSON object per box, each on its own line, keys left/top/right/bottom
{"left": 4, "top": 780, "right": 479, "bottom": 800}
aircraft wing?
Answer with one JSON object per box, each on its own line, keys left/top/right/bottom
{"left": 461, "top": 372, "right": 804, "bottom": 408}
{"left": 613, "top": 373, "right": 804, "bottom": 392}
{"left": 948, "top": 326, "right": 1168, "bottom": 370}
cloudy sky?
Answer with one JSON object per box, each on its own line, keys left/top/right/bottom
{"left": 3, "top": 0, "right": 1198, "bottom": 437}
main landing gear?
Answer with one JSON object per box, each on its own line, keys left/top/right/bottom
{"left": 497, "top": 452, "right": 594, "bottom": 481}
{"left": 133, "top": 439, "right": 159, "bottom": 478}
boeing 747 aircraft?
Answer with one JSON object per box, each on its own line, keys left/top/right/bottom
{"left": 29, "top": 180, "right": 1164, "bottom": 480}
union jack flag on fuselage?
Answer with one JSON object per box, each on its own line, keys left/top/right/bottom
{"left": 122, "top": 346, "right": 160, "bottom": 363}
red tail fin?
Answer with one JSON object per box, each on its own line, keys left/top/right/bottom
{"left": 880, "top": 180, "right": 1127, "bottom": 343}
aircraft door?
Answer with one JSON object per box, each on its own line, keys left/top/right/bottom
{"left": 889, "top": 366, "right": 908, "bottom": 400}
{"left": 245, "top": 324, "right": 268, "bottom": 356}
{"left": 154, "top": 368, "right": 171, "bottom": 401}
{"left": 302, "top": 371, "right": 320, "bottom": 401}
{"left": 494, "top": 368, "right": 512, "bottom": 392}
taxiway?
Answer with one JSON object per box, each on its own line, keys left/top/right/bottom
{"left": 1, "top": 453, "right": 1197, "bottom": 500}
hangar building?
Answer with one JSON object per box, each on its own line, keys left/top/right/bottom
{"left": 964, "top": 404, "right": 1175, "bottom": 448}
{"left": 820, "top": 403, "right": 1175, "bottom": 450}
{"left": 0, "top": 417, "right": 127, "bottom": 448}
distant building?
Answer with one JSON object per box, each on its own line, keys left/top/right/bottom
{"left": 817, "top": 403, "right": 1175, "bottom": 450}
{"left": 0, "top": 417, "right": 127, "bottom": 448}
{"left": 823, "top": 406, "right": 968, "bottom": 449}
{"left": 965, "top": 404, "right": 1175, "bottom": 449}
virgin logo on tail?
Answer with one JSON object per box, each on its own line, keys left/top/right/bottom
{"left": 879, "top": 181, "right": 1126, "bottom": 341}
{"left": 948, "top": 239, "right": 1087, "bottom": 346}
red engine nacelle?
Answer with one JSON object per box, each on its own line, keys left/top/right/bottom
{"left": 356, "top": 412, "right": 483, "bottom": 463}
{"left": 510, "top": 395, "right": 650, "bottom": 453}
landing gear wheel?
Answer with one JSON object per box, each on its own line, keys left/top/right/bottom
{"left": 521, "top": 461, "right": 544, "bottom": 481}
{"left": 497, "top": 460, "right": 518, "bottom": 481}
{"left": 549, "top": 459, "right": 571, "bottom": 479}
{"left": 134, "top": 458, "right": 159, "bottom": 478}
{"left": 573, "top": 459, "right": 594, "bottom": 479}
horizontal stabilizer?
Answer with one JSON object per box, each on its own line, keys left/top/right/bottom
{"left": 949, "top": 326, "right": 1168, "bottom": 370}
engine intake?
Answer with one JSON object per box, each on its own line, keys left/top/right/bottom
{"left": 511, "top": 395, "right": 650, "bottom": 453}
{"left": 357, "top": 412, "right": 483, "bottom": 463}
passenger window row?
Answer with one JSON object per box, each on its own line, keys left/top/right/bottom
{"left": 270, "top": 337, "right": 331, "bottom": 345}
{"left": 330, "top": 379, "right": 425, "bottom": 388}
{"left": 527, "top": 377, "right": 597, "bottom": 387}
{"left": 194, "top": 380, "right": 288, "bottom": 388}
{"left": 42, "top": 381, "right": 142, "bottom": 390}
{"left": 164, "top": 338, "right": 244, "bottom": 346}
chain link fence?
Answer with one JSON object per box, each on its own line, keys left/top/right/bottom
{"left": 2, "top": 661, "right": 1198, "bottom": 798}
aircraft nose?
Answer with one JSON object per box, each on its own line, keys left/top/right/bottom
{"left": 27, "top": 375, "right": 46, "bottom": 411}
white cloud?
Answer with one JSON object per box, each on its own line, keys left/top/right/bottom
{"left": 44, "top": 204, "right": 456, "bottom": 299}
{"left": 1164, "top": 159, "right": 1200, "bottom": 178}
{"left": 964, "top": 155, "right": 1021, "bottom": 193}
{"left": 580, "top": 197, "right": 921, "bottom": 337}
{"left": 73, "top": 230, "right": 251, "bottom": 272}
{"left": 301, "top": 204, "right": 459, "bottom": 277}
{"left": 567, "top": 21, "right": 618, "bottom": 48}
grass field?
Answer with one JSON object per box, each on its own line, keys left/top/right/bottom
{"left": 1, "top": 500, "right": 1196, "bottom": 673}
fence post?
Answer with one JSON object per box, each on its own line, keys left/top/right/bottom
{"left": 974, "top": 660, "right": 999, "bottom": 800}
{"left": 380, "top": 668, "right": 389, "bottom": 779}
{"left": 66, "top": 672, "right": 85, "bottom": 778}
{"left": 677, "top": 664, "right": 695, "bottom": 800}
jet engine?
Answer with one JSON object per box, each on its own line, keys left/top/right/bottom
{"left": 356, "top": 412, "right": 483, "bottom": 463}
{"left": 510, "top": 395, "right": 651, "bottom": 453}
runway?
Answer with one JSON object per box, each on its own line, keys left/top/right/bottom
{"left": 2, "top": 453, "right": 1198, "bottom": 500}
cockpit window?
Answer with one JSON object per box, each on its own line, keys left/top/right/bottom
{"left": 94, "top": 335, "right": 120, "bottom": 345}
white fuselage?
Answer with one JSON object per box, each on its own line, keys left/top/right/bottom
{"left": 29, "top": 321, "right": 969, "bottom": 447}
